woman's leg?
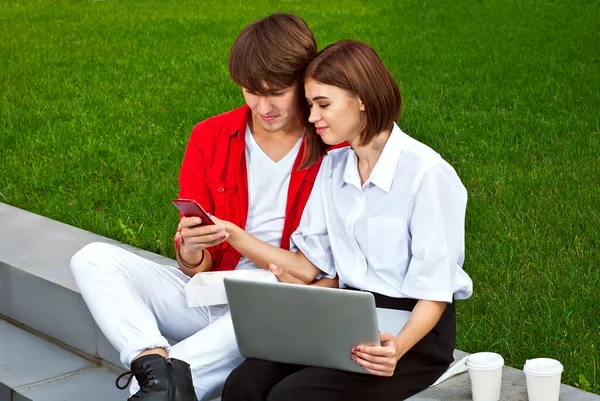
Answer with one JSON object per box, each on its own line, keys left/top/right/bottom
{"left": 265, "top": 362, "right": 447, "bottom": 401}
{"left": 222, "top": 359, "right": 304, "bottom": 401}
{"left": 265, "top": 303, "right": 456, "bottom": 401}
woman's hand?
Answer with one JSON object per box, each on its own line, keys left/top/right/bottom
{"left": 268, "top": 263, "right": 306, "bottom": 284}
{"left": 351, "top": 332, "right": 401, "bottom": 377}
{"left": 206, "top": 214, "right": 234, "bottom": 235}
{"left": 269, "top": 264, "right": 339, "bottom": 287}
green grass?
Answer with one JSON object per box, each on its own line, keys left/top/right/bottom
{"left": 1, "top": 0, "right": 599, "bottom": 393}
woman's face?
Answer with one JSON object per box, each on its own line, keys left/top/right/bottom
{"left": 305, "top": 79, "right": 364, "bottom": 146}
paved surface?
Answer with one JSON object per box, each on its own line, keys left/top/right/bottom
{"left": 1, "top": 201, "right": 599, "bottom": 400}
{"left": 0, "top": 319, "right": 123, "bottom": 401}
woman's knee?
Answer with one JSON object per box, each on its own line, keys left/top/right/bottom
{"left": 222, "top": 363, "right": 252, "bottom": 400}
{"left": 266, "top": 381, "right": 303, "bottom": 401}
{"left": 223, "top": 359, "right": 292, "bottom": 401}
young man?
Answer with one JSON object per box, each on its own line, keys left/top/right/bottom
{"left": 70, "top": 13, "right": 329, "bottom": 401}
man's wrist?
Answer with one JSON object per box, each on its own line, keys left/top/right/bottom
{"left": 178, "top": 245, "right": 205, "bottom": 268}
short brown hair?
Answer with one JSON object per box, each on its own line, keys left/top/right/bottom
{"left": 304, "top": 40, "right": 402, "bottom": 146}
{"left": 229, "top": 13, "right": 327, "bottom": 169}
{"left": 229, "top": 13, "right": 317, "bottom": 94}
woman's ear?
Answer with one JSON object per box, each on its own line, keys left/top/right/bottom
{"left": 358, "top": 98, "right": 366, "bottom": 111}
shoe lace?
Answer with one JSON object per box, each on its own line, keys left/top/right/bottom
{"left": 115, "top": 363, "right": 157, "bottom": 399}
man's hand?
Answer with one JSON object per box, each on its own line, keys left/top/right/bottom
{"left": 175, "top": 216, "right": 229, "bottom": 274}
{"left": 177, "top": 216, "right": 228, "bottom": 253}
{"left": 351, "top": 332, "right": 401, "bottom": 377}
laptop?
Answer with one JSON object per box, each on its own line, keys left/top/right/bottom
{"left": 223, "top": 278, "right": 380, "bottom": 374}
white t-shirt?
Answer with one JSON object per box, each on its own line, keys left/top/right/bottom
{"left": 291, "top": 122, "right": 473, "bottom": 302}
{"left": 235, "top": 125, "right": 303, "bottom": 270}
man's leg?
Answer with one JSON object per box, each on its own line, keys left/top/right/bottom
{"left": 169, "top": 310, "right": 246, "bottom": 400}
{"left": 70, "top": 242, "right": 211, "bottom": 365}
{"left": 70, "top": 242, "right": 211, "bottom": 398}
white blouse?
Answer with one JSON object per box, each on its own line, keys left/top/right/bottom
{"left": 291, "top": 123, "right": 472, "bottom": 303}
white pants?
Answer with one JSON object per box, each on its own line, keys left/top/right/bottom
{"left": 70, "top": 242, "right": 242, "bottom": 401}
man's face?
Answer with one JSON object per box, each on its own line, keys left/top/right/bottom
{"left": 243, "top": 84, "right": 299, "bottom": 132}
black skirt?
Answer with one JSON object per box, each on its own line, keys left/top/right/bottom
{"left": 222, "top": 290, "right": 457, "bottom": 401}
{"left": 347, "top": 287, "right": 457, "bottom": 374}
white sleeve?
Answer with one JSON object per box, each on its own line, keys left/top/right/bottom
{"left": 401, "top": 161, "right": 468, "bottom": 303}
{"left": 290, "top": 162, "right": 336, "bottom": 278}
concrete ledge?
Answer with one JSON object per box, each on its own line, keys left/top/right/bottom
{"left": 0, "top": 202, "right": 177, "bottom": 368}
{"left": 407, "top": 350, "right": 600, "bottom": 400}
{"left": 1, "top": 202, "right": 599, "bottom": 400}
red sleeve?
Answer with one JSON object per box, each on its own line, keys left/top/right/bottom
{"left": 175, "top": 122, "right": 219, "bottom": 266}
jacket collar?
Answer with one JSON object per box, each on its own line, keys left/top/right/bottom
{"left": 227, "top": 105, "right": 252, "bottom": 144}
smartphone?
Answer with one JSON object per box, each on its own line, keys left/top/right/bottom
{"left": 172, "top": 198, "right": 215, "bottom": 226}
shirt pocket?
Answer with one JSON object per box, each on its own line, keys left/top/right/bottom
{"left": 367, "top": 216, "right": 410, "bottom": 270}
{"left": 205, "top": 181, "right": 239, "bottom": 220}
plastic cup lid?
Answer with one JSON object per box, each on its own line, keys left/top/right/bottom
{"left": 466, "top": 352, "right": 504, "bottom": 371}
{"left": 523, "top": 358, "right": 563, "bottom": 376}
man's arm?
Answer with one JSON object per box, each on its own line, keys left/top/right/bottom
{"left": 175, "top": 217, "right": 228, "bottom": 277}
{"left": 176, "top": 123, "right": 224, "bottom": 274}
{"left": 177, "top": 247, "right": 213, "bottom": 277}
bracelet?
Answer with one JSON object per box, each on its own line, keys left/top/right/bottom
{"left": 177, "top": 246, "right": 205, "bottom": 269}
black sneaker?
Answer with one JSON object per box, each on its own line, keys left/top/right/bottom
{"left": 115, "top": 354, "right": 198, "bottom": 401}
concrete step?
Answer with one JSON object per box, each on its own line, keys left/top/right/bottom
{"left": 0, "top": 318, "right": 123, "bottom": 401}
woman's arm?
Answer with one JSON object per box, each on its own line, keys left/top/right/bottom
{"left": 391, "top": 300, "right": 447, "bottom": 358}
{"left": 268, "top": 264, "right": 339, "bottom": 287}
{"left": 216, "top": 218, "right": 322, "bottom": 284}
{"left": 352, "top": 299, "right": 447, "bottom": 376}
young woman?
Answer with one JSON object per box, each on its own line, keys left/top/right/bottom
{"left": 212, "top": 40, "right": 473, "bottom": 401}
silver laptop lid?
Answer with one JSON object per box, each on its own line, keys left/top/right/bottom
{"left": 224, "top": 278, "right": 380, "bottom": 374}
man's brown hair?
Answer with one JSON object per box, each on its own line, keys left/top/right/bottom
{"left": 229, "top": 13, "right": 326, "bottom": 168}
{"left": 304, "top": 40, "right": 402, "bottom": 146}
{"left": 229, "top": 13, "right": 316, "bottom": 93}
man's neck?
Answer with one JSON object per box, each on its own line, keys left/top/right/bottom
{"left": 249, "top": 114, "right": 304, "bottom": 141}
{"left": 248, "top": 115, "right": 304, "bottom": 163}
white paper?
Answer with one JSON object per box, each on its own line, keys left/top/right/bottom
{"left": 185, "top": 269, "right": 278, "bottom": 307}
{"left": 375, "top": 308, "right": 411, "bottom": 336}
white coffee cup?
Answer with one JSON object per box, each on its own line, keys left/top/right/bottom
{"left": 466, "top": 352, "right": 504, "bottom": 401}
{"left": 523, "top": 358, "right": 563, "bottom": 401}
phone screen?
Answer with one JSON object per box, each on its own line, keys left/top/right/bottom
{"left": 172, "top": 199, "right": 215, "bottom": 225}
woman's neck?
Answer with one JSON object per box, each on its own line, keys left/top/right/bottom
{"left": 351, "top": 128, "right": 392, "bottom": 186}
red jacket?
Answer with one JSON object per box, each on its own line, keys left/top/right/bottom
{"left": 178, "top": 105, "right": 324, "bottom": 271}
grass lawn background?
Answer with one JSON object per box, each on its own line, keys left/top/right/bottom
{"left": 1, "top": 0, "right": 599, "bottom": 393}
